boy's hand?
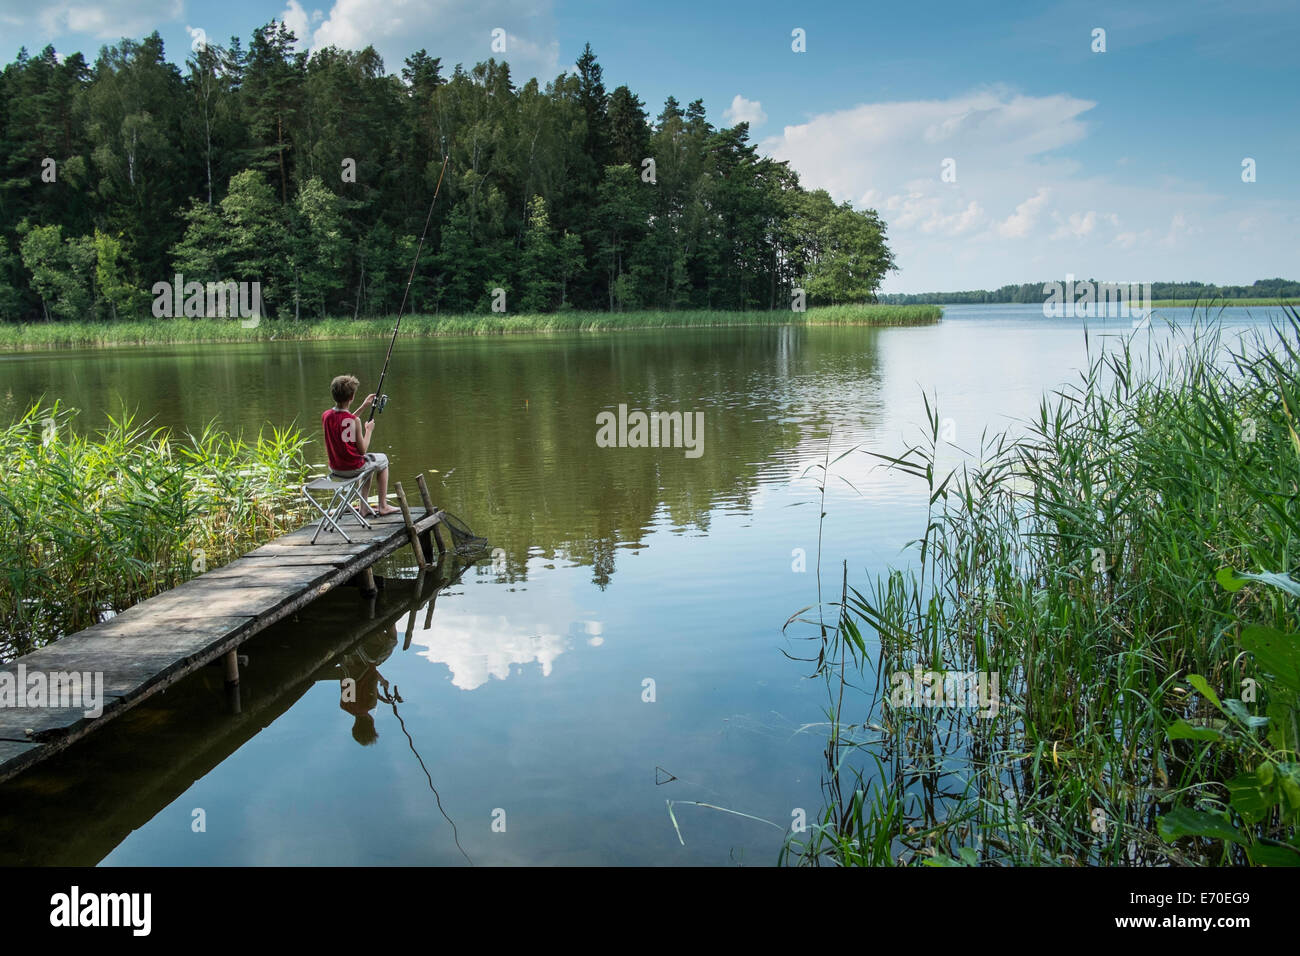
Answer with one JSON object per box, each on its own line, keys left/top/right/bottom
{"left": 360, "top": 393, "right": 376, "bottom": 409}
{"left": 364, "top": 420, "right": 375, "bottom": 435}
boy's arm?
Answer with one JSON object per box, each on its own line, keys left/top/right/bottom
{"left": 355, "top": 412, "right": 374, "bottom": 454}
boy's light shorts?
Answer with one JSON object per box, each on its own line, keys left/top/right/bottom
{"left": 330, "top": 452, "right": 388, "bottom": 479}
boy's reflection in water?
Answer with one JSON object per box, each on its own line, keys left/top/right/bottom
{"left": 331, "top": 623, "right": 400, "bottom": 745}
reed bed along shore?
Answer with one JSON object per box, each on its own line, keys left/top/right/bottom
{"left": 0, "top": 404, "right": 312, "bottom": 659}
{"left": 0, "top": 305, "right": 941, "bottom": 351}
{"left": 785, "top": 309, "right": 1300, "bottom": 866}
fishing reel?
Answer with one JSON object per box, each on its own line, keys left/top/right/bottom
{"left": 373, "top": 394, "right": 390, "bottom": 415}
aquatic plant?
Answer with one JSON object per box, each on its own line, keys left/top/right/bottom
{"left": 0, "top": 403, "right": 312, "bottom": 658}
{"left": 785, "top": 308, "right": 1300, "bottom": 865}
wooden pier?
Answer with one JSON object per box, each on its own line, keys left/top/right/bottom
{"left": 0, "top": 478, "right": 454, "bottom": 785}
{"left": 0, "top": 567, "right": 463, "bottom": 865}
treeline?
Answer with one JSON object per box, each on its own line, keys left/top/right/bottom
{"left": 0, "top": 23, "right": 896, "bottom": 322}
{"left": 880, "top": 278, "right": 1300, "bottom": 305}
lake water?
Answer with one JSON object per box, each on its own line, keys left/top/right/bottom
{"left": 0, "top": 304, "right": 1287, "bottom": 865}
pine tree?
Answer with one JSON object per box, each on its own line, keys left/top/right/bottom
{"left": 607, "top": 86, "right": 649, "bottom": 168}
{"left": 575, "top": 43, "right": 609, "bottom": 168}
{"left": 242, "top": 20, "right": 305, "bottom": 205}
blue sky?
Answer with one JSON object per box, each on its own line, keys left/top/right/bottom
{"left": 2, "top": 0, "right": 1297, "bottom": 292}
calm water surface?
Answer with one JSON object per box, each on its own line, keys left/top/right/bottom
{"left": 0, "top": 304, "right": 1284, "bottom": 864}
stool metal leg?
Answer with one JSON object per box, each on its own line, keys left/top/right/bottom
{"left": 308, "top": 484, "right": 354, "bottom": 544}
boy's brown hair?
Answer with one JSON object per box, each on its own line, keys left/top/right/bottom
{"left": 331, "top": 374, "right": 360, "bottom": 405}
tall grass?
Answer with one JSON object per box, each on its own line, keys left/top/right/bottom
{"left": 0, "top": 305, "right": 941, "bottom": 351}
{"left": 0, "top": 404, "right": 312, "bottom": 659}
{"left": 785, "top": 309, "right": 1300, "bottom": 866}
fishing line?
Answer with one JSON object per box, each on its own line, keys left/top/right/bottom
{"left": 388, "top": 686, "right": 473, "bottom": 866}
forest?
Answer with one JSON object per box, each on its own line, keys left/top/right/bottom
{"left": 0, "top": 22, "right": 896, "bottom": 323}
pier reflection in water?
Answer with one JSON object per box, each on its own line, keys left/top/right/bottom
{"left": 0, "top": 557, "right": 470, "bottom": 866}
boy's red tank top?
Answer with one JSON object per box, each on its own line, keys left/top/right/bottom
{"left": 322, "top": 408, "right": 366, "bottom": 472}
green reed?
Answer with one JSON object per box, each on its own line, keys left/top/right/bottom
{"left": 0, "top": 403, "right": 312, "bottom": 659}
{"left": 785, "top": 308, "right": 1300, "bottom": 866}
{"left": 0, "top": 305, "right": 941, "bottom": 351}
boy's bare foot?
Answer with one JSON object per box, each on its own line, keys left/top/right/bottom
{"left": 375, "top": 505, "right": 400, "bottom": 516}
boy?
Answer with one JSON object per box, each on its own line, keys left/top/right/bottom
{"left": 323, "top": 374, "right": 398, "bottom": 517}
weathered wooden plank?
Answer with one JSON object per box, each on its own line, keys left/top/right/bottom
{"left": 0, "top": 739, "right": 40, "bottom": 760}
{"left": 110, "top": 580, "right": 311, "bottom": 622}
{"left": 239, "top": 548, "right": 362, "bottom": 564}
{"left": 244, "top": 539, "right": 375, "bottom": 555}
{"left": 190, "top": 561, "right": 337, "bottom": 591}
{"left": 0, "top": 739, "right": 43, "bottom": 778}
{"left": 275, "top": 515, "right": 407, "bottom": 545}
{"left": 242, "top": 513, "right": 438, "bottom": 561}
{"left": 0, "top": 703, "right": 125, "bottom": 743}
{"left": 84, "top": 612, "right": 257, "bottom": 643}
{"left": 2, "top": 616, "right": 253, "bottom": 699}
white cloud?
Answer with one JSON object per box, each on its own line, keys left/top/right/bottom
{"left": 1045, "top": 210, "right": 1097, "bottom": 239}
{"left": 996, "top": 188, "right": 1050, "bottom": 238}
{"left": 308, "top": 0, "right": 559, "bottom": 81}
{"left": 723, "top": 94, "right": 767, "bottom": 128}
{"left": 1051, "top": 209, "right": 1097, "bottom": 240}
{"left": 0, "top": 0, "right": 183, "bottom": 40}
{"left": 279, "top": 1, "right": 312, "bottom": 48}
{"left": 760, "top": 88, "right": 1300, "bottom": 292}
{"left": 764, "top": 88, "right": 1094, "bottom": 206}
{"left": 886, "top": 190, "right": 985, "bottom": 237}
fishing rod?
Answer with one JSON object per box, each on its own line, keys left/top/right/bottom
{"left": 356, "top": 140, "right": 490, "bottom": 558}
{"left": 367, "top": 148, "right": 452, "bottom": 423}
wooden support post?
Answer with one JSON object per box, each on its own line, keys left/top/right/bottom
{"left": 423, "top": 588, "right": 438, "bottom": 630}
{"left": 418, "top": 476, "right": 454, "bottom": 556}
{"left": 415, "top": 473, "right": 434, "bottom": 514}
{"left": 415, "top": 473, "right": 436, "bottom": 555}
{"left": 223, "top": 648, "right": 241, "bottom": 715}
{"left": 403, "top": 569, "right": 425, "bottom": 651}
{"left": 394, "top": 482, "right": 427, "bottom": 569}
{"left": 360, "top": 566, "right": 378, "bottom": 599}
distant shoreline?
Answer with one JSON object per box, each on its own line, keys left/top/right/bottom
{"left": 879, "top": 279, "right": 1300, "bottom": 308}
{"left": 889, "top": 299, "right": 1294, "bottom": 310}
{"left": 1147, "top": 298, "right": 1299, "bottom": 309}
